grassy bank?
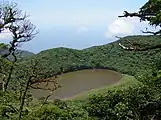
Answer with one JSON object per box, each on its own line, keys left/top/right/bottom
{"left": 69, "top": 75, "right": 137, "bottom": 100}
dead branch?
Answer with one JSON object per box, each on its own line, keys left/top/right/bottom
{"left": 118, "top": 11, "right": 141, "bottom": 18}
{"left": 40, "top": 91, "right": 53, "bottom": 109}
{"left": 118, "top": 10, "right": 161, "bottom": 35}
{"left": 115, "top": 36, "right": 123, "bottom": 39}
{"left": 118, "top": 11, "right": 153, "bottom": 20}
{"left": 31, "top": 78, "right": 58, "bottom": 85}
{"left": 0, "top": 2, "right": 38, "bottom": 59}
{"left": 30, "top": 85, "right": 56, "bottom": 91}
{"left": 142, "top": 28, "right": 161, "bottom": 35}
{"left": 2, "top": 20, "right": 38, "bottom": 58}
{"left": 0, "top": 2, "right": 27, "bottom": 31}
{"left": 119, "top": 43, "right": 161, "bottom": 51}
{"left": 40, "top": 84, "right": 61, "bottom": 109}
{"left": 18, "top": 59, "right": 38, "bottom": 120}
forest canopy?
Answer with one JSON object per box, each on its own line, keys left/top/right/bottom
{"left": 1, "top": 0, "right": 161, "bottom": 120}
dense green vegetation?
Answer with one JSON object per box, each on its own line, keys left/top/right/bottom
{"left": 1, "top": 0, "right": 161, "bottom": 119}
{"left": 0, "top": 43, "right": 35, "bottom": 61}
{"left": 2, "top": 36, "right": 161, "bottom": 119}
{"left": 4, "top": 35, "right": 158, "bottom": 120}
{"left": 0, "top": 74, "right": 159, "bottom": 120}
{"left": 21, "top": 35, "right": 161, "bottom": 78}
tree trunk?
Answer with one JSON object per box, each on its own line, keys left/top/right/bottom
{"left": 4, "top": 65, "right": 14, "bottom": 92}
{"left": 2, "top": 79, "right": 5, "bottom": 92}
{"left": 18, "top": 76, "right": 32, "bottom": 120}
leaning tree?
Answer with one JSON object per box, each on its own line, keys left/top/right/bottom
{"left": 0, "top": 1, "right": 37, "bottom": 91}
{"left": 0, "top": 2, "right": 60, "bottom": 120}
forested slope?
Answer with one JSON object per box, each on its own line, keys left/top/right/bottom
{"left": 21, "top": 35, "right": 161, "bottom": 78}
{"left": 1, "top": 35, "right": 161, "bottom": 120}
{"left": 0, "top": 43, "right": 35, "bottom": 61}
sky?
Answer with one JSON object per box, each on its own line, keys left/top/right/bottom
{"left": 0, "top": 0, "right": 149, "bottom": 53}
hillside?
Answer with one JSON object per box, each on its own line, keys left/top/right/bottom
{"left": 0, "top": 43, "right": 35, "bottom": 60}
{"left": 1, "top": 35, "right": 161, "bottom": 120}
{"left": 20, "top": 35, "right": 161, "bottom": 79}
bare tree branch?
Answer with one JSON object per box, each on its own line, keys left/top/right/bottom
{"left": 30, "top": 85, "right": 57, "bottom": 91}
{"left": 40, "top": 84, "right": 61, "bottom": 109}
{"left": 119, "top": 42, "right": 161, "bottom": 51}
{"left": 118, "top": 11, "right": 153, "bottom": 21}
{"left": 141, "top": 28, "right": 161, "bottom": 36}
{"left": 2, "top": 20, "right": 38, "bottom": 58}
{"left": 0, "top": 2, "right": 27, "bottom": 31}
{"left": 0, "top": 2, "right": 38, "bottom": 59}
{"left": 18, "top": 59, "right": 38, "bottom": 120}
{"left": 31, "top": 76, "right": 58, "bottom": 85}
{"left": 118, "top": 10, "right": 161, "bottom": 35}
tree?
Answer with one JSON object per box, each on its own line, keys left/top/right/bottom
{"left": 119, "top": 0, "right": 161, "bottom": 119}
{"left": 119, "top": 0, "right": 161, "bottom": 35}
{"left": 15, "top": 57, "right": 60, "bottom": 120}
{"left": 0, "top": 2, "right": 37, "bottom": 58}
{"left": 118, "top": 0, "right": 161, "bottom": 51}
{"left": 0, "top": 1, "right": 37, "bottom": 91}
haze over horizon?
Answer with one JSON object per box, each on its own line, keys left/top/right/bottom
{"left": 0, "top": 0, "right": 150, "bottom": 53}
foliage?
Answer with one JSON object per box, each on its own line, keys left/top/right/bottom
{"left": 2, "top": 36, "right": 161, "bottom": 119}
{"left": 119, "top": 0, "right": 161, "bottom": 35}
{"left": 85, "top": 82, "right": 157, "bottom": 120}
{"left": 0, "top": 1, "right": 37, "bottom": 119}
{"left": 0, "top": 43, "right": 34, "bottom": 61}
{"left": 23, "top": 99, "right": 94, "bottom": 120}
{"left": 1, "top": 0, "right": 161, "bottom": 119}
{"left": 20, "top": 35, "right": 161, "bottom": 80}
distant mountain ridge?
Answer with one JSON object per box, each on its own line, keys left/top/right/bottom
{"left": 0, "top": 43, "right": 35, "bottom": 60}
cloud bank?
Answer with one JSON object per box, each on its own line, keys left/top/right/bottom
{"left": 105, "top": 19, "right": 136, "bottom": 38}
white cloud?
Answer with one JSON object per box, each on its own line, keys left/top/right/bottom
{"left": 76, "top": 25, "right": 89, "bottom": 34}
{"left": 105, "top": 19, "right": 135, "bottom": 38}
{"left": 0, "top": 29, "right": 12, "bottom": 40}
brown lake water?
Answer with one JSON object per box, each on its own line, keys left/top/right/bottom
{"left": 31, "top": 69, "right": 122, "bottom": 100}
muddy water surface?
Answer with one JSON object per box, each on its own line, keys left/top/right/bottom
{"left": 31, "top": 69, "right": 122, "bottom": 100}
